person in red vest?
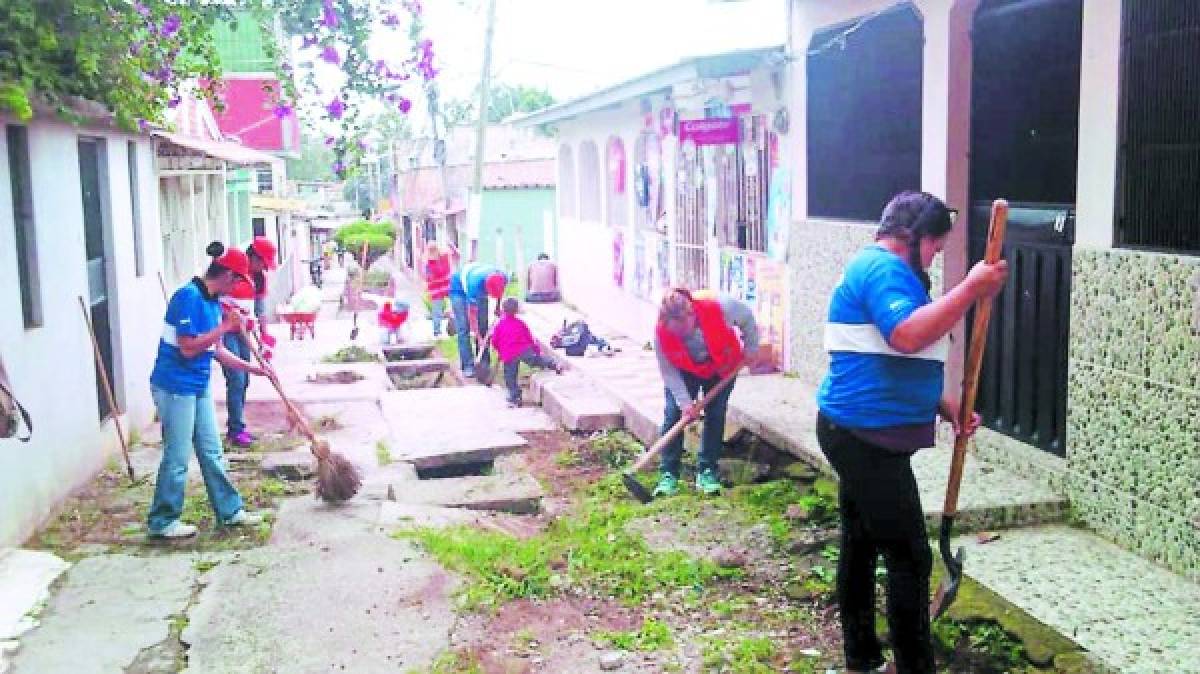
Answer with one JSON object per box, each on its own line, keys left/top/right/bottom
{"left": 423, "top": 241, "right": 452, "bottom": 337}
{"left": 654, "top": 287, "right": 759, "bottom": 497}
{"left": 220, "top": 236, "right": 277, "bottom": 448}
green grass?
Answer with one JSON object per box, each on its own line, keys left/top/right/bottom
{"left": 727, "top": 478, "right": 838, "bottom": 546}
{"left": 435, "top": 337, "right": 460, "bottom": 367}
{"left": 702, "top": 634, "right": 778, "bottom": 674}
{"left": 322, "top": 346, "right": 380, "bottom": 363}
{"left": 597, "top": 617, "right": 674, "bottom": 652}
{"left": 411, "top": 650, "right": 483, "bottom": 674}
{"left": 376, "top": 440, "right": 392, "bottom": 466}
{"left": 396, "top": 474, "right": 738, "bottom": 610}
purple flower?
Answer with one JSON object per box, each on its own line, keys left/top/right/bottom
{"left": 382, "top": 13, "right": 400, "bottom": 27}
{"left": 161, "top": 14, "right": 181, "bottom": 37}
{"left": 167, "top": 96, "right": 182, "bottom": 109}
{"left": 397, "top": 97, "right": 412, "bottom": 114}
{"left": 134, "top": 2, "right": 151, "bottom": 17}
{"left": 129, "top": 41, "right": 143, "bottom": 57}
{"left": 155, "top": 66, "right": 174, "bottom": 83}
{"left": 326, "top": 97, "right": 345, "bottom": 120}
{"left": 273, "top": 104, "right": 293, "bottom": 119}
{"left": 301, "top": 34, "right": 319, "bottom": 49}
{"left": 385, "top": 93, "right": 397, "bottom": 103}
{"left": 374, "top": 59, "right": 387, "bottom": 74}
{"left": 358, "top": 140, "right": 368, "bottom": 151}
{"left": 324, "top": 136, "right": 336, "bottom": 146}
{"left": 321, "top": 46, "right": 341, "bottom": 65}
{"left": 332, "top": 161, "right": 346, "bottom": 176}
{"left": 137, "top": 118, "right": 151, "bottom": 133}
{"left": 321, "top": 5, "right": 339, "bottom": 29}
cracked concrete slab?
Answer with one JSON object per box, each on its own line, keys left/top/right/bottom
{"left": 182, "top": 537, "right": 455, "bottom": 674}
{"left": 9, "top": 554, "right": 198, "bottom": 674}
{"left": 393, "top": 473, "right": 544, "bottom": 515}
{"left": 537, "top": 373, "right": 624, "bottom": 432}
{"left": 0, "top": 549, "right": 69, "bottom": 674}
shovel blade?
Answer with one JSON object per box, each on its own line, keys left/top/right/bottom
{"left": 930, "top": 516, "right": 965, "bottom": 619}
{"left": 622, "top": 472, "right": 653, "bottom": 504}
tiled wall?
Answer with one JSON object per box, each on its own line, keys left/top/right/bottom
{"left": 1064, "top": 250, "right": 1199, "bottom": 578}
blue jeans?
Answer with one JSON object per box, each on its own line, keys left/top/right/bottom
{"left": 147, "top": 386, "right": 244, "bottom": 533}
{"left": 220, "top": 332, "right": 250, "bottom": 435}
{"left": 659, "top": 372, "right": 737, "bottom": 478}
{"left": 430, "top": 297, "right": 446, "bottom": 336}
{"left": 450, "top": 293, "right": 490, "bottom": 369}
{"left": 503, "top": 347, "right": 555, "bottom": 403}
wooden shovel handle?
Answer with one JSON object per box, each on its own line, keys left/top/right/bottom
{"left": 630, "top": 368, "right": 740, "bottom": 473}
{"left": 942, "top": 199, "right": 1008, "bottom": 516}
{"left": 78, "top": 296, "right": 135, "bottom": 483}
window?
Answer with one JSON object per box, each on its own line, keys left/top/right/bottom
{"left": 558, "top": 144, "right": 576, "bottom": 218}
{"left": 1116, "top": 0, "right": 1200, "bottom": 254}
{"left": 578, "top": 140, "right": 602, "bottom": 223}
{"left": 127, "top": 141, "right": 145, "bottom": 277}
{"left": 252, "top": 217, "right": 266, "bottom": 237}
{"left": 806, "top": 3, "right": 923, "bottom": 221}
{"left": 605, "top": 137, "right": 628, "bottom": 228}
{"left": 256, "top": 166, "right": 274, "bottom": 194}
{"left": 6, "top": 126, "right": 42, "bottom": 328}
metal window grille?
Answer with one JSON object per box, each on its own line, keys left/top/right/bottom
{"left": 1116, "top": 0, "right": 1200, "bottom": 254}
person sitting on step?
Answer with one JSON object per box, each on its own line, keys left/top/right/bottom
{"left": 487, "top": 297, "right": 562, "bottom": 407}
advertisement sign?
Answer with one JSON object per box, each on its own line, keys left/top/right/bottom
{"left": 679, "top": 118, "right": 740, "bottom": 146}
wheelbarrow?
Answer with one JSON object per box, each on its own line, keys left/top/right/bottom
{"left": 279, "top": 310, "right": 318, "bottom": 340}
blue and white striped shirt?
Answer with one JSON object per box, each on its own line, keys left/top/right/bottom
{"left": 816, "top": 245, "right": 947, "bottom": 429}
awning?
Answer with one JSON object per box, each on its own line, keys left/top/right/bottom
{"left": 250, "top": 194, "right": 306, "bottom": 212}
{"left": 154, "top": 131, "right": 283, "bottom": 166}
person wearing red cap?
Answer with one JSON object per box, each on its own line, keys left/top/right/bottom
{"left": 219, "top": 236, "right": 278, "bottom": 448}
{"left": 447, "top": 262, "right": 507, "bottom": 377}
{"left": 147, "top": 242, "right": 267, "bottom": 539}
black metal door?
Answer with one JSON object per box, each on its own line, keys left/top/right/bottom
{"left": 79, "top": 138, "right": 115, "bottom": 421}
{"left": 968, "top": 0, "right": 1082, "bottom": 456}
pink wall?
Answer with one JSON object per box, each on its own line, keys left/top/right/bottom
{"left": 213, "top": 77, "right": 298, "bottom": 153}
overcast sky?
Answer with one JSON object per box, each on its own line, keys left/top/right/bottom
{"left": 349, "top": 0, "right": 786, "bottom": 134}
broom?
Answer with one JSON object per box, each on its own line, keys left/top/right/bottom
{"left": 240, "top": 326, "right": 362, "bottom": 502}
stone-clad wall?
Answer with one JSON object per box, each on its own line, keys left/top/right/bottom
{"left": 1064, "top": 250, "right": 1199, "bottom": 578}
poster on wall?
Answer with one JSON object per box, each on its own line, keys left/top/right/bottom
{"left": 656, "top": 237, "right": 670, "bottom": 295}
{"left": 720, "top": 250, "right": 786, "bottom": 371}
{"left": 612, "top": 230, "right": 625, "bottom": 288}
{"left": 633, "top": 234, "right": 650, "bottom": 299}
{"left": 765, "top": 168, "right": 791, "bottom": 262}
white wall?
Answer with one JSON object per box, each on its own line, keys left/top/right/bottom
{"left": 1075, "top": 0, "right": 1121, "bottom": 250}
{"left": 0, "top": 118, "right": 164, "bottom": 547}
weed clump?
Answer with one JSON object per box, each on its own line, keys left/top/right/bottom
{"left": 322, "top": 346, "right": 380, "bottom": 364}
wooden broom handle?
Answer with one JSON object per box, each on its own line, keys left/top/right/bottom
{"left": 78, "top": 296, "right": 135, "bottom": 483}
{"left": 240, "top": 326, "right": 318, "bottom": 445}
{"left": 942, "top": 199, "right": 1008, "bottom": 516}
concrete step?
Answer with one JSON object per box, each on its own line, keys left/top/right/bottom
{"left": 384, "top": 358, "right": 449, "bottom": 377}
{"left": 533, "top": 373, "right": 624, "bottom": 432}
{"left": 953, "top": 525, "right": 1200, "bottom": 672}
{"left": 390, "top": 473, "right": 544, "bottom": 515}
{"left": 380, "top": 343, "right": 436, "bottom": 362}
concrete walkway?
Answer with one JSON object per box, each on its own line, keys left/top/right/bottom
{"left": 1, "top": 261, "right": 537, "bottom": 674}
{"left": 515, "top": 297, "right": 1200, "bottom": 674}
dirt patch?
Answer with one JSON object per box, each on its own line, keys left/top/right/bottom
{"left": 389, "top": 371, "right": 453, "bottom": 390}
{"left": 450, "top": 598, "right": 657, "bottom": 674}
{"left": 24, "top": 449, "right": 307, "bottom": 559}
{"left": 518, "top": 430, "right": 610, "bottom": 500}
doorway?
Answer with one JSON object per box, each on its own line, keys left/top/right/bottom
{"left": 968, "top": 0, "right": 1082, "bottom": 457}
{"left": 79, "top": 137, "right": 117, "bottom": 421}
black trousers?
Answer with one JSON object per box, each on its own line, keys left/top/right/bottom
{"left": 816, "top": 413, "right": 934, "bottom": 674}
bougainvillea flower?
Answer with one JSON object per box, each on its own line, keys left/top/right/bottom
{"left": 321, "top": 4, "right": 339, "bottom": 29}
{"left": 129, "top": 41, "right": 143, "bottom": 57}
{"left": 134, "top": 2, "right": 151, "bottom": 17}
{"left": 321, "top": 46, "right": 341, "bottom": 65}
{"left": 161, "top": 14, "right": 181, "bottom": 37}
{"left": 137, "top": 119, "right": 151, "bottom": 133}
{"left": 325, "top": 136, "right": 336, "bottom": 146}
{"left": 397, "top": 97, "right": 412, "bottom": 114}
{"left": 273, "top": 104, "right": 293, "bottom": 119}
{"left": 167, "top": 97, "right": 181, "bottom": 109}
{"left": 326, "top": 98, "right": 345, "bottom": 120}
{"left": 382, "top": 13, "right": 400, "bottom": 27}
{"left": 301, "top": 34, "right": 319, "bottom": 49}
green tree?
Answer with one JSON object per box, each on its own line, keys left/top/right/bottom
{"left": 439, "top": 82, "right": 556, "bottom": 127}
{"left": 287, "top": 136, "right": 337, "bottom": 182}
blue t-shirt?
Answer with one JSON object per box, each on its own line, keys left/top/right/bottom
{"left": 816, "top": 246, "right": 947, "bottom": 428}
{"left": 448, "top": 263, "right": 502, "bottom": 299}
{"left": 150, "top": 279, "right": 222, "bottom": 395}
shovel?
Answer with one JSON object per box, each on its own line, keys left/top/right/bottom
{"left": 929, "top": 198, "right": 1008, "bottom": 620}
{"left": 350, "top": 240, "right": 368, "bottom": 341}
{"left": 473, "top": 326, "right": 496, "bottom": 386}
{"left": 621, "top": 369, "right": 739, "bottom": 504}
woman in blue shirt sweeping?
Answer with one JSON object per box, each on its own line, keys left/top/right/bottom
{"left": 816, "top": 192, "right": 1007, "bottom": 673}
{"left": 147, "top": 242, "right": 268, "bottom": 539}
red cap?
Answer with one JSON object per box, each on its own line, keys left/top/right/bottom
{"left": 214, "top": 248, "right": 250, "bottom": 279}
{"left": 249, "top": 237, "right": 278, "bottom": 270}
{"left": 484, "top": 272, "right": 507, "bottom": 299}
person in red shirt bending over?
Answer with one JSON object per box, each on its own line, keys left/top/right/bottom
{"left": 220, "top": 236, "right": 277, "bottom": 448}
{"left": 423, "top": 241, "right": 452, "bottom": 337}
{"left": 486, "top": 298, "right": 562, "bottom": 406}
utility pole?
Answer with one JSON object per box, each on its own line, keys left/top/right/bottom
{"left": 468, "top": 0, "right": 497, "bottom": 263}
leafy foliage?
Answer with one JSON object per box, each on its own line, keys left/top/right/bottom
{"left": 333, "top": 219, "right": 396, "bottom": 256}
{"left": 440, "top": 82, "right": 556, "bottom": 127}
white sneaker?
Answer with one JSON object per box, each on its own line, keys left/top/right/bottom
{"left": 152, "top": 521, "right": 197, "bottom": 539}
{"left": 224, "top": 510, "right": 264, "bottom": 527}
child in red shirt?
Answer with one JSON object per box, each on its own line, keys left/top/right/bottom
{"left": 378, "top": 301, "right": 410, "bottom": 345}
{"left": 487, "top": 298, "right": 561, "bottom": 406}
